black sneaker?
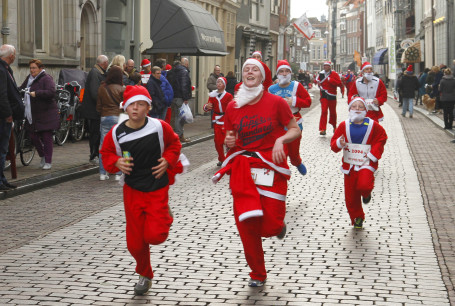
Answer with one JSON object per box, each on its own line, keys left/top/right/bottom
{"left": 3, "top": 181, "right": 17, "bottom": 189}
{"left": 248, "top": 278, "right": 266, "bottom": 287}
{"left": 320, "top": 130, "right": 326, "bottom": 136}
{"left": 277, "top": 223, "right": 287, "bottom": 239}
{"left": 353, "top": 218, "right": 364, "bottom": 229}
{"left": 134, "top": 275, "right": 151, "bottom": 295}
{"left": 0, "top": 184, "right": 11, "bottom": 192}
{"left": 216, "top": 161, "right": 222, "bottom": 167}
{"left": 362, "top": 194, "right": 371, "bottom": 204}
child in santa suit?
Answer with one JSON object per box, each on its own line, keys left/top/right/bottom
{"left": 100, "top": 85, "right": 188, "bottom": 295}
{"left": 212, "top": 58, "right": 301, "bottom": 287}
{"left": 269, "top": 59, "right": 312, "bottom": 175}
{"left": 330, "top": 97, "right": 387, "bottom": 228}
{"left": 203, "top": 77, "right": 233, "bottom": 166}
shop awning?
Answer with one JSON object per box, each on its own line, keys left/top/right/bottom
{"left": 401, "top": 42, "right": 421, "bottom": 63}
{"left": 145, "top": 0, "right": 228, "bottom": 56}
{"left": 372, "top": 48, "right": 388, "bottom": 65}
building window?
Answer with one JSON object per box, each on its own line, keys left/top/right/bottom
{"left": 35, "top": 0, "right": 43, "bottom": 50}
{"left": 105, "top": 0, "right": 127, "bottom": 53}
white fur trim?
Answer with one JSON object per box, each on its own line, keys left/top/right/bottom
{"left": 256, "top": 188, "right": 286, "bottom": 201}
{"left": 336, "top": 137, "right": 343, "bottom": 149}
{"left": 252, "top": 51, "right": 262, "bottom": 58}
{"left": 141, "top": 63, "right": 151, "bottom": 68}
{"left": 361, "top": 64, "right": 372, "bottom": 71}
{"left": 211, "top": 173, "right": 221, "bottom": 184}
{"left": 277, "top": 64, "right": 292, "bottom": 74}
{"left": 239, "top": 209, "right": 263, "bottom": 222}
{"left": 243, "top": 58, "right": 265, "bottom": 80}
{"left": 123, "top": 95, "right": 152, "bottom": 111}
{"left": 209, "top": 90, "right": 218, "bottom": 98}
{"left": 367, "top": 152, "right": 378, "bottom": 163}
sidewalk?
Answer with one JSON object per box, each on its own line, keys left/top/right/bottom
{"left": 1, "top": 115, "right": 214, "bottom": 200}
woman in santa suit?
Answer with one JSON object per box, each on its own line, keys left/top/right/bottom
{"left": 212, "top": 58, "right": 300, "bottom": 287}
{"left": 330, "top": 97, "right": 387, "bottom": 229}
{"left": 203, "top": 77, "right": 233, "bottom": 166}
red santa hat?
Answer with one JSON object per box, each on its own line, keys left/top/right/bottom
{"left": 406, "top": 65, "right": 413, "bottom": 72}
{"left": 217, "top": 77, "right": 227, "bottom": 87}
{"left": 141, "top": 59, "right": 151, "bottom": 68}
{"left": 252, "top": 51, "right": 262, "bottom": 59}
{"left": 276, "top": 60, "right": 292, "bottom": 74}
{"left": 242, "top": 58, "right": 273, "bottom": 90}
{"left": 165, "top": 64, "right": 172, "bottom": 71}
{"left": 348, "top": 96, "right": 367, "bottom": 110}
{"left": 323, "top": 61, "right": 332, "bottom": 66}
{"left": 120, "top": 85, "right": 152, "bottom": 111}
{"left": 361, "top": 61, "right": 372, "bottom": 71}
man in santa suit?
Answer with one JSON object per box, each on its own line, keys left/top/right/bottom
{"left": 203, "top": 77, "right": 233, "bottom": 166}
{"left": 139, "top": 59, "right": 152, "bottom": 85}
{"left": 330, "top": 97, "right": 387, "bottom": 229}
{"left": 100, "top": 85, "right": 189, "bottom": 295}
{"left": 268, "top": 59, "right": 312, "bottom": 175}
{"left": 348, "top": 62, "right": 388, "bottom": 122}
{"left": 212, "top": 58, "right": 300, "bottom": 287}
{"left": 316, "top": 61, "right": 342, "bottom": 135}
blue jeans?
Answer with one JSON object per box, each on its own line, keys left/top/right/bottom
{"left": 99, "top": 116, "right": 120, "bottom": 175}
{"left": 0, "top": 119, "right": 13, "bottom": 183}
{"left": 402, "top": 97, "right": 414, "bottom": 116}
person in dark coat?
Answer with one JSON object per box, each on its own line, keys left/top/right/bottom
{"left": 0, "top": 44, "right": 24, "bottom": 190}
{"left": 432, "top": 65, "right": 444, "bottom": 112}
{"left": 398, "top": 65, "right": 420, "bottom": 118}
{"left": 417, "top": 68, "right": 429, "bottom": 105}
{"left": 225, "top": 71, "right": 238, "bottom": 96}
{"left": 19, "top": 59, "right": 59, "bottom": 170}
{"left": 439, "top": 68, "right": 455, "bottom": 130}
{"left": 79, "top": 55, "right": 108, "bottom": 163}
{"left": 146, "top": 66, "right": 167, "bottom": 120}
{"left": 154, "top": 59, "right": 174, "bottom": 121}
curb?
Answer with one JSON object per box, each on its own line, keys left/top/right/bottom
{"left": 0, "top": 133, "right": 214, "bottom": 200}
{"left": 387, "top": 94, "right": 455, "bottom": 139}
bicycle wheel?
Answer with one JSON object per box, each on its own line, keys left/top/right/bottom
{"left": 19, "top": 130, "right": 36, "bottom": 166}
{"left": 55, "top": 116, "right": 70, "bottom": 145}
{"left": 71, "top": 118, "right": 85, "bottom": 141}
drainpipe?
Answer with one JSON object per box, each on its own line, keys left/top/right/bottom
{"left": 431, "top": 0, "right": 435, "bottom": 65}
{"left": 1, "top": 0, "right": 9, "bottom": 44}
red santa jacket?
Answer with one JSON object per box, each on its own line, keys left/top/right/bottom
{"left": 268, "top": 81, "right": 312, "bottom": 124}
{"left": 203, "top": 90, "right": 233, "bottom": 125}
{"left": 316, "top": 70, "right": 342, "bottom": 98}
{"left": 100, "top": 117, "right": 188, "bottom": 187}
{"left": 348, "top": 76, "right": 388, "bottom": 122}
{"left": 330, "top": 118, "right": 387, "bottom": 175}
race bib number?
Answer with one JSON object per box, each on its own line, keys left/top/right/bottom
{"left": 365, "top": 99, "right": 379, "bottom": 111}
{"left": 251, "top": 168, "right": 274, "bottom": 187}
{"left": 343, "top": 143, "right": 371, "bottom": 166}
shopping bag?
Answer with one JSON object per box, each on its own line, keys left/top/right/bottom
{"left": 178, "top": 103, "right": 194, "bottom": 124}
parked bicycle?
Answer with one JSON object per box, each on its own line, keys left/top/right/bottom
{"left": 54, "top": 81, "right": 85, "bottom": 145}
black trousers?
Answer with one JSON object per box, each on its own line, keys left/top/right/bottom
{"left": 87, "top": 118, "right": 100, "bottom": 160}
{"left": 442, "top": 101, "right": 455, "bottom": 129}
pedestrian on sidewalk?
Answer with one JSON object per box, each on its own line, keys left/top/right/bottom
{"left": 348, "top": 61, "right": 388, "bottom": 122}
{"left": 154, "top": 59, "right": 174, "bottom": 123}
{"left": 269, "top": 59, "right": 312, "bottom": 175}
{"left": 225, "top": 71, "right": 238, "bottom": 97}
{"left": 146, "top": 66, "right": 167, "bottom": 120}
{"left": 315, "top": 61, "right": 342, "bottom": 135}
{"left": 96, "top": 66, "right": 124, "bottom": 181}
{"left": 203, "top": 77, "right": 233, "bottom": 166}
{"left": 331, "top": 97, "right": 387, "bottom": 229}
{"left": 19, "top": 59, "right": 59, "bottom": 170}
{"left": 398, "top": 65, "right": 419, "bottom": 118}
{"left": 431, "top": 65, "right": 444, "bottom": 113}
{"left": 100, "top": 85, "right": 188, "bottom": 296}
{"left": 212, "top": 58, "right": 300, "bottom": 287}
{"left": 439, "top": 68, "right": 455, "bottom": 130}
{"left": 417, "top": 68, "right": 429, "bottom": 106}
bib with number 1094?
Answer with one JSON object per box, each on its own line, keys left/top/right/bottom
{"left": 343, "top": 143, "right": 371, "bottom": 166}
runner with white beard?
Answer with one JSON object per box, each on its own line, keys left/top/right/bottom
{"left": 212, "top": 58, "right": 300, "bottom": 287}
{"left": 269, "top": 60, "right": 312, "bottom": 176}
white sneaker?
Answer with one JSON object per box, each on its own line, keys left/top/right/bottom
{"left": 90, "top": 156, "right": 99, "bottom": 165}
{"left": 99, "top": 174, "right": 109, "bottom": 181}
{"left": 40, "top": 157, "right": 45, "bottom": 168}
{"left": 42, "top": 163, "right": 52, "bottom": 170}
{"left": 114, "top": 174, "right": 122, "bottom": 181}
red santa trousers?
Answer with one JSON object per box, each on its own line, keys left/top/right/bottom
{"left": 344, "top": 169, "right": 374, "bottom": 224}
{"left": 230, "top": 156, "right": 287, "bottom": 282}
{"left": 213, "top": 124, "right": 226, "bottom": 162}
{"left": 287, "top": 135, "right": 302, "bottom": 166}
{"left": 319, "top": 98, "right": 337, "bottom": 132}
{"left": 164, "top": 107, "right": 172, "bottom": 124}
{"left": 123, "top": 184, "right": 173, "bottom": 279}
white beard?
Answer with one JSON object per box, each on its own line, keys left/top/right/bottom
{"left": 364, "top": 73, "right": 374, "bottom": 81}
{"left": 234, "top": 83, "right": 264, "bottom": 108}
{"left": 349, "top": 110, "right": 367, "bottom": 123}
{"left": 277, "top": 74, "right": 291, "bottom": 85}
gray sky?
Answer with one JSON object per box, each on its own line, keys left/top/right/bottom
{"left": 290, "top": 1, "right": 328, "bottom": 19}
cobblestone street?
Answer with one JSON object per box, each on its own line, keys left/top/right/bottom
{"left": 0, "top": 97, "right": 452, "bottom": 305}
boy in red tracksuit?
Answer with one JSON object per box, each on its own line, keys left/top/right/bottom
{"left": 203, "top": 77, "right": 233, "bottom": 166}
{"left": 100, "top": 85, "right": 188, "bottom": 295}
{"left": 316, "top": 61, "right": 342, "bottom": 135}
{"left": 330, "top": 97, "right": 387, "bottom": 228}
{"left": 268, "top": 59, "right": 312, "bottom": 175}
